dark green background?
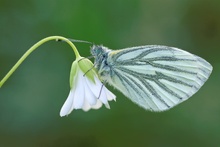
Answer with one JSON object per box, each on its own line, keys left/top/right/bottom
{"left": 0, "top": 0, "right": 220, "bottom": 146}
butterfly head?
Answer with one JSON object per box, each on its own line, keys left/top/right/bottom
{"left": 90, "top": 45, "right": 112, "bottom": 77}
{"left": 90, "top": 45, "right": 109, "bottom": 57}
{"left": 91, "top": 45, "right": 110, "bottom": 63}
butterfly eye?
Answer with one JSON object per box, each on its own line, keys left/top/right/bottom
{"left": 104, "top": 60, "right": 108, "bottom": 66}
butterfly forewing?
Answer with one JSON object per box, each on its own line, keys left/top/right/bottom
{"left": 92, "top": 45, "right": 212, "bottom": 111}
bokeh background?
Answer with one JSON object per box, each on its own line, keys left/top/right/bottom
{"left": 0, "top": 0, "right": 220, "bottom": 146}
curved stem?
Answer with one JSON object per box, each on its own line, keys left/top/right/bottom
{"left": 0, "top": 36, "right": 80, "bottom": 88}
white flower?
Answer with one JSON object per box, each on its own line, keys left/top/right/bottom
{"left": 60, "top": 57, "right": 116, "bottom": 117}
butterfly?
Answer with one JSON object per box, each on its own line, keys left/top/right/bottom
{"left": 90, "top": 45, "right": 213, "bottom": 111}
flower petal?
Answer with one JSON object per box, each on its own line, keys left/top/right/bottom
{"left": 91, "top": 99, "right": 103, "bottom": 109}
{"left": 84, "top": 76, "right": 109, "bottom": 110}
{"left": 86, "top": 76, "right": 113, "bottom": 109}
{"left": 85, "top": 76, "right": 102, "bottom": 98}
{"left": 104, "top": 87, "right": 116, "bottom": 101}
{"left": 99, "top": 86, "right": 108, "bottom": 104}
{"left": 73, "top": 70, "right": 85, "bottom": 109}
{"left": 60, "top": 90, "right": 75, "bottom": 117}
{"left": 93, "top": 77, "right": 108, "bottom": 104}
{"left": 82, "top": 97, "right": 92, "bottom": 111}
{"left": 84, "top": 78, "right": 97, "bottom": 105}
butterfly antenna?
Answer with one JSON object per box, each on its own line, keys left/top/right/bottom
{"left": 56, "top": 38, "right": 93, "bottom": 45}
{"left": 68, "top": 38, "right": 93, "bottom": 44}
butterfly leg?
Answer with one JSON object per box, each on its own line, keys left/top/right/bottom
{"left": 98, "top": 81, "right": 107, "bottom": 99}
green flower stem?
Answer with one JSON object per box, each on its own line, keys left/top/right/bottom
{"left": 0, "top": 36, "right": 80, "bottom": 88}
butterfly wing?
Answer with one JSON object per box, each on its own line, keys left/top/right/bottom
{"left": 106, "top": 45, "right": 212, "bottom": 111}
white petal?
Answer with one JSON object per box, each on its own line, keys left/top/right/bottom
{"left": 105, "top": 102, "right": 110, "bottom": 109}
{"left": 60, "top": 90, "right": 75, "bottom": 117}
{"left": 99, "top": 85, "right": 108, "bottom": 104}
{"left": 91, "top": 99, "right": 103, "bottom": 109}
{"left": 73, "top": 71, "right": 85, "bottom": 109}
{"left": 97, "top": 84, "right": 111, "bottom": 109}
{"left": 84, "top": 78, "right": 97, "bottom": 105}
{"left": 85, "top": 76, "right": 102, "bottom": 98}
{"left": 91, "top": 76, "right": 108, "bottom": 104}
{"left": 104, "top": 87, "right": 116, "bottom": 101}
{"left": 82, "top": 97, "right": 92, "bottom": 111}
{"left": 86, "top": 76, "right": 114, "bottom": 109}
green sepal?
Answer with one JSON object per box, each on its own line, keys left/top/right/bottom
{"left": 78, "top": 58, "right": 96, "bottom": 83}
{"left": 69, "top": 60, "right": 78, "bottom": 89}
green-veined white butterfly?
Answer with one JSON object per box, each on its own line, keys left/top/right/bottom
{"left": 90, "top": 45, "right": 212, "bottom": 111}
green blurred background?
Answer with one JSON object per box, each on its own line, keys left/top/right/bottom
{"left": 0, "top": 0, "right": 220, "bottom": 146}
